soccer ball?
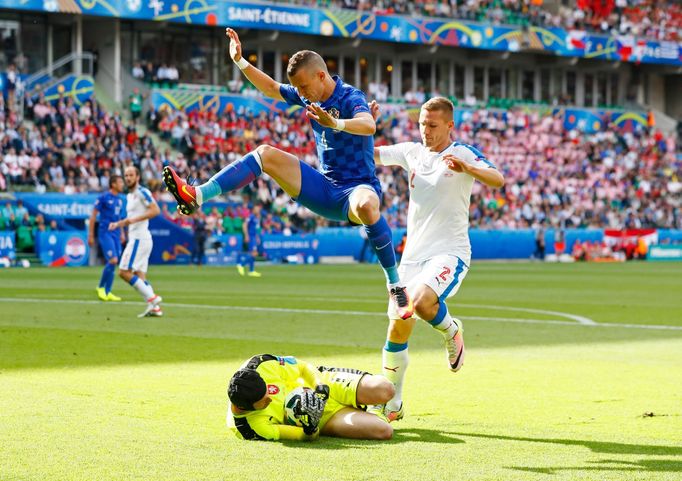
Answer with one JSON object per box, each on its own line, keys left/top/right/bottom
{"left": 284, "top": 386, "right": 312, "bottom": 426}
{"left": 20, "top": 259, "right": 30, "bottom": 268}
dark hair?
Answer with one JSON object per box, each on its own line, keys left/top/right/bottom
{"left": 228, "top": 369, "right": 267, "bottom": 411}
{"left": 287, "top": 50, "right": 327, "bottom": 78}
{"left": 109, "top": 175, "right": 123, "bottom": 188}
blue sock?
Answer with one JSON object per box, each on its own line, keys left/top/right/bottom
{"left": 248, "top": 255, "right": 255, "bottom": 272}
{"left": 384, "top": 340, "right": 408, "bottom": 352}
{"left": 98, "top": 263, "right": 111, "bottom": 288}
{"left": 198, "top": 152, "right": 262, "bottom": 202}
{"left": 102, "top": 263, "right": 116, "bottom": 294}
{"left": 365, "top": 217, "right": 399, "bottom": 284}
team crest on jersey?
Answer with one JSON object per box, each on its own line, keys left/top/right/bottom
{"left": 327, "top": 107, "right": 340, "bottom": 119}
{"left": 267, "top": 384, "right": 280, "bottom": 395}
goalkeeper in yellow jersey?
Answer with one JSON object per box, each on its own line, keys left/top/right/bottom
{"left": 227, "top": 354, "right": 394, "bottom": 441}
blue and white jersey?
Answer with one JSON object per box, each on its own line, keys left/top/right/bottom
{"left": 378, "top": 141, "right": 497, "bottom": 264}
{"left": 125, "top": 186, "right": 154, "bottom": 240}
{"left": 94, "top": 191, "right": 124, "bottom": 233}
{"left": 279, "top": 76, "right": 377, "bottom": 187}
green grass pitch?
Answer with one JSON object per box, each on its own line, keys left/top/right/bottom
{"left": 1, "top": 262, "right": 681, "bottom": 481}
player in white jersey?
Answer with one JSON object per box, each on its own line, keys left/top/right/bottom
{"left": 371, "top": 97, "right": 504, "bottom": 422}
{"left": 108, "top": 166, "right": 163, "bottom": 317}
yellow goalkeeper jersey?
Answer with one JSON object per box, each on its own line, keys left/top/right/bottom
{"left": 228, "top": 354, "right": 318, "bottom": 441}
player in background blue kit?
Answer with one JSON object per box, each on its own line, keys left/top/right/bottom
{"left": 163, "top": 29, "right": 412, "bottom": 318}
{"left": 88, "top": 175, "right": 125, "bottom": 301}
{"left": 237, "top": 204, "right": 262, "bottom": 278}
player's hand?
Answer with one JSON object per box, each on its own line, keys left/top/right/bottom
{"left": 295, "top": 388, "right": 328, "bottom": 435}
{"left": 305, "top": 104, "right": 337, "bottom": 129}
{"left": 88, "top": 235, "right": 95, "bottom": 247}
{"left": 314, "top": 384, "right": 330, "bottom": 401}
{"left": 442, "top": 154, "right": 470, "bottom": 173}
{"left": 225, "top": 28, "right": 243, "bottom": 62}
{"left": 369, "top": 100, "right": 381, "bottom": 122}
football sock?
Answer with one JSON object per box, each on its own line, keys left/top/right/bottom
{"left": 103, "top": 263, "right": 116, "bottom": 294}
{"left": 383, "top": 340, "right": 409, "bottom": 412}
{"left": 98, "top": 263, "right": 113, "bottom": 289}
{"left": 427, "top": 301, "right": 459, "bottom": 338}
{"left": 129, "top": 274, "right": 155, "bottom": 301}
{"left": 197, "top": 152, "right": 263, "bottom": 203}
{"left": 247, "top": 254, "right": 255, "bottom": 272}
{"left": 364, "top": 217, "right": 400, "bottom": 285}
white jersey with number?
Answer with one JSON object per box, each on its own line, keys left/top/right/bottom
{"left": 125, "top": 186, "right": 154, "bottom": 240}
{"left": 378, "top": 141, "right": 496, "bottom": 265}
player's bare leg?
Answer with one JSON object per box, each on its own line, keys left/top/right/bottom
{"left": 321, "top": 375, "right": 394, "bottom": 440}
{"left": 348, "top": 188, "right": 413, "bottom": 319}
{"left": 321, "top": 408, "right": 393, "bottom": 440}
{"left": 413, "top": 284, "right": 465, "bottom": 372}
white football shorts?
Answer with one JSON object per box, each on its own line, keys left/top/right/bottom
{"left": 387, "top": 254, "right": 469, "bottom": 320}
{"left": 119, "top": 238, "right": 153, "bottom": 273}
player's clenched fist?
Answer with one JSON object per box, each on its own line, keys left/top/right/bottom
{"left": 225, "top": 28, "right": 242, "bottom": 62}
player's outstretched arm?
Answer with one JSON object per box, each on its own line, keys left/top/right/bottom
{"left": 226, "top": 28, "right": 284, "bottom": 101}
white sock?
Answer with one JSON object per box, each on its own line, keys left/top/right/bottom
{"left": 131, "top": 277, "right": 155, "bottom": 301}
{"left": 383, "top": 343, "right": 409, "bottom": 412}
{"left": 195, "top": 187, "right": 204, "bottom": 205}
{"left": 430, "top": 310, "right": 459, "bottom": 339}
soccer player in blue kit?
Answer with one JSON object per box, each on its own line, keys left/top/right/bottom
{"left": 88, "top": 175, "right": 125, "bottom": 301}
{"left": 237, "top": 203, "right": 262, "bottom": 278}
{"left": 163, "top": 28, "right": 412, "bottom": 317}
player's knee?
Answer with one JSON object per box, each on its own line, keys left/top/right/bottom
{"left": 376, "top": 377, "right": 396, "bottom": 404}
{"left": 355, "top": 197, "right": 380, "bottom": 223}
{"left": 374, "top": 422, "right": 393, "bottom": 440}
{"left": 255, "top": 144, "right": 276, "bottom": 160}
{"left": 109, "top": 258, "right": 118, "bottom": 265}
{"left": 413, "top": 294, "right": 438, "bottom": 320}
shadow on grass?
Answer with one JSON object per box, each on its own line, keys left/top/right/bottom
{"left": 452, "top": 431, "right": 682, "bottom": 456}
{"left": 511, "top": 458, "right": 682, "bottom": 474}
{"left": 280, "top": 428, "right": 466, "bottom": 449}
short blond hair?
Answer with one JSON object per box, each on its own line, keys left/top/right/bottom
{"left": 422, "top": 97, "right": 454, "bottom": 117}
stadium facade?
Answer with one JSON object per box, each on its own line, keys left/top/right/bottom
{"left": 1, "top": 0, "right": 680, "bottom": 120}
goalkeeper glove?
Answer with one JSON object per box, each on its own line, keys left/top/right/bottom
{"left": 296, "top": 385, "right": 330, "bottom": 435}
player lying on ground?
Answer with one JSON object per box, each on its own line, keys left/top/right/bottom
{"left": 107, "top": 166, "right": 164, "bottom": 318}
{"left": 89, "top": 175, "right": 124, "bottom": 301}
{"left": 371, "top": 98, "right": 505, "bottom": 422}
{"left": 163, "top": 28, "right": 412, "bottom": 319}
{"left": 227, "top": 354, "right": 394, "bottom": 441}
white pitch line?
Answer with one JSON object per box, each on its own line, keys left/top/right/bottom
{"left": 1, "top": 297, "right": 681, "bottom": 331}
{"left": 456, "top": 303, "right": 598, "bottom": 325}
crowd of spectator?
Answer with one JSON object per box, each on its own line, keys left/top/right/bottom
{"left": 281, "top": 0, "right": 681, "bottom": 42}
{"left": 2, "top": 91, "right": 680, "bottom": 240}
{"left": 132, "top": 62, "right": 180, "bottom": 86}
{"left": 1, "top": 94, "right": 166, "bottom": 193}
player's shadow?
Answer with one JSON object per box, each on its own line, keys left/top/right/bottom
{"left": 451, "top": 431, "right": 682, "bottom": 456}
{"left": 510, "top": 458, "right": 682, "bottom": 475}
{"left": 280, "top": 428, "right": 465, "bottom": 450}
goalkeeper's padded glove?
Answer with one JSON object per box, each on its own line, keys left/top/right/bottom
{"left": 296, "top": 386, "right": 329, "bottom": 435}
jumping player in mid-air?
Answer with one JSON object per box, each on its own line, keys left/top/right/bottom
{"left": 162, "top": 28, "right": 412, "bottom": 318}
{"left": 371, "top": 98, "right": 505, "bottom": 422}
{"left": 108, "top": 166, "right": 163, "bottom": 318}
{"left": 89, "top": 175, "right": 124, "bottom": 301}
